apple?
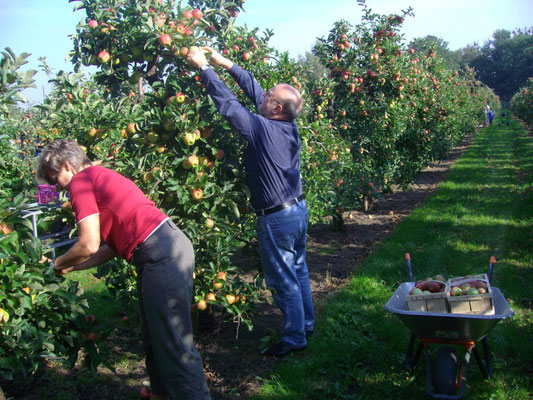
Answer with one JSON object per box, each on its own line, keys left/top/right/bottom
{"left": 467, "top": 288, "right": 479, "bottom": 296}
{"left": 460, "top": 283, "right": 472, "bottom": 292}
{"left": 175, "top": 92, "right": 186, "bottom": 103}
{"left": 178, "top": 46, "right": 189, "bottom": 57}
{"left": 410, "top": 288, "right": 423, "bottom": 295}
{"left": 225, "top": 294, "right": 236, "bottom": 304}
{"left": 433, "top": 274, "right": 446, "bottom": 283}
{"left": 143, "top": 171, "right": 154, "bottom": 183}
{"left": 205, "top": 218, "right": 215, "bottom": 229}
{"left": 156, "top": 146, "right": 166, "bottom": 154}
{"left": 140, "top": 388, "right": 151, "bottom": 399}
{"left": 206, "top": 293, "right": 216, "bottom": 301}
{"left": 217, "top": 271, "right": 227, "bottom": 281}
{"left": 478, "top": 288, "right": 487, "bottom": 294}
{"left": 98, "top": 50, "right": 111, "bottom": 63}
{"left": 187, "top": 155, "right": 199, "bottom": 168}
{"left": 215, "top": 149, "right": 225, "bottom": 160}
{"left": 242, "top": 52, "right": 251, "bottom": 61}
{"left": 0, "top": 308, "right": 10, "bottom": 323}
{"left": 450, "top": 286, "right": 462, "bottom": 296}
{"left": 122, "top": 316, "right": 129, "bottom": 322}
{"left": 202, "top": 127, "right": 212, "bottom": 138}
{"left": 88, "top": 20, "right": 98, "bottom": 29}
{"left": 182, "top": 133, "right": 196, "bottom": 146}
{"left": 146, "top": 131, "right": 158, "bottom": 143}
{"left": 182, "top": 159, "right": 193, "bottom": 169}
{"left": 183, "top": 10, "right": 193, "bottom": 19}
{"left": 475, "top": 281, "right": 487, "bottom": 290}
{"left": 196, "top": 300, "right": 207, "bottom": 311}
{"left": 192, "top": 8, "right": 203, "bottom": 19}
{"left": 190, "top": 188, "right": 203, "bottom": 200}
{"left": 126, "top": 123, "right": 137, "bottom": 135}
{"left": 213, "top": 281, "right": 224, "bottom": 290}
{"left": 427, "top": 281, "right": 441, "bottom": 293}
{"left": 0, "top": 223, "right": 13, "bottom": 235}
{"left": 159, "top": 34, "right": 172, "bottom": 47}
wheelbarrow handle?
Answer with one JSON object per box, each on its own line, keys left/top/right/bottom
{"left": 405, "top": 253, "right": 414, "bottom": 282}
{"left": 488, "top": 256, "right": 496, "bottom": 283}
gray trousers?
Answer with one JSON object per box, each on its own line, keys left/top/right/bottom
{"left": 132, "top": 219, "right": 210, "bottom": 400}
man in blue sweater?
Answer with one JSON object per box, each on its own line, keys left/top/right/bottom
{"left": 186, "top": 46, "right": 314, "bottom": 357}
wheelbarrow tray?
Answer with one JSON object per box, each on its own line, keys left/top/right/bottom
{"left": 385, "top": 283, "right": 514, "bottom": 342}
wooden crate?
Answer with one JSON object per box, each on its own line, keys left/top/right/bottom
{"left": 446, "top": 274, "right": 494, "bottom": 315}
{"left": 405, "top": 284, "right": 448, "bottom": 313}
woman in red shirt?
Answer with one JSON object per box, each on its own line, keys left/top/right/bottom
{"left": 37, "top": 139, "right": 210, "bottom": 400}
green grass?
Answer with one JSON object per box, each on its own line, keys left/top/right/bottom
{"left": 251, "top": 119, "right": 533, "bottom": 399}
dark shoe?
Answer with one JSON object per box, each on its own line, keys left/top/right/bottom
{"left": 305, "top": 330, "right": 314, "bottom": 339}
{"left": 262, "top": 341, "right": 306, "bottom": 358}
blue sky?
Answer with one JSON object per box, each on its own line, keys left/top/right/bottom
{"left": 1, "top": 0, "right": 532, "bottom": 104}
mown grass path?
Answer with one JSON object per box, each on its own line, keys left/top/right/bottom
{"left": 252, "top": 119, "right": 533, "bottom": 400}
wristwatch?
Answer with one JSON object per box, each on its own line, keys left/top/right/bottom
{"left": 200, "top": 63, "right": 212, "bottom": 71}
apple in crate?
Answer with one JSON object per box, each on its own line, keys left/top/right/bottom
{"left": 450, "top": 286, "right": 462, "bottom": 296}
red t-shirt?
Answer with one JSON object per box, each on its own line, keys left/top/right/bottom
{"left": 69, "top": 166, "right": 167, "bottom": 261}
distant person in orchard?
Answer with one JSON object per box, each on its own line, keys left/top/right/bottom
{"left": 488, "top": 107, "right": 495, "bottom": 126}
{"left": 185, "top": 46, "right": 315, "bottom": 357}
{"left": 484, "top": 102, "right": 491, "bottom": 126}
{"left": 37, "top": 139, "right": 210, "bottom": 400}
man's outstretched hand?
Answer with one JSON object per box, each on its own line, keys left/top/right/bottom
{"left": 186, "top": 46, "right": 234, "bottom": 70}
{"left": 186, "top": 46, "right": 209, "bottom": 69}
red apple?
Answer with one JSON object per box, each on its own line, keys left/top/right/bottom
{"left": 98, "top": 50, "right": 111, "bottom": 63}
{"left": 192, "top": 8, "right": 203, "bottom": 19}
{"left": 215, "top": 149, "right": 225, "bottom": 160}
{"left": 88, "top": 20, "right": 98, "bottom": 29}
{"left": 190, "top": 188, "right": 203, "bottom": 200}
{"left": 126, "top": 123, "right": 137, "bottom": 135}
{"left": 158, "top": 34, "right": 172, "bottom": 47}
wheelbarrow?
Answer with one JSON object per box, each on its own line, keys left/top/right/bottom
{"left": 384, "top": 255, "right": 514, "bottom": 399}
{"left": 497, "top": 112, "right": 510, "bottom": 126}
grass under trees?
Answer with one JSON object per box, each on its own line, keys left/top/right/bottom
{"left": 252, "top": 117, "right": 533, "bottom": 399}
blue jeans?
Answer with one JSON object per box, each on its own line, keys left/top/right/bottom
{"left": 257, "top": 200, "right": 315, "bottom": 348}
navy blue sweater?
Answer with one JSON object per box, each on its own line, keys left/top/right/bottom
{"left": 201, "top": 65, "right": 302, "bottom": 210}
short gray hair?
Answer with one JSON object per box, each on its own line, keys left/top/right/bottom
{"left": 37, "top": 139, "right": 91, "bottom": 184}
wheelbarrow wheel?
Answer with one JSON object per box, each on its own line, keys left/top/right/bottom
{"left": 432, "top": 346, "right": 458, "bottom": 395}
